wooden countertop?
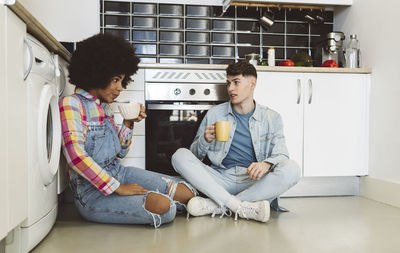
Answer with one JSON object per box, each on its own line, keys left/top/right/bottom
{"left": 139, "top": 63, "right": 372, "bottom": 74}
{"left": 8, "top": 1, "right": 71, "bottom": 62}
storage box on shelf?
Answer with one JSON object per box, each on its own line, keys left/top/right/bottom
{"left": 111, "top": 69, "right": 146, "bottom": 169}
{"left": 0, "top": 3, "right": 28, "bottom": 241}
{"left": 254, "top": 71, "right": 369, "bottom": 177}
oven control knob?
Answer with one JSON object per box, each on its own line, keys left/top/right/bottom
{"left": 174, "top": 88, "right": 181, "bottom": 95}
{"left": 189, "top": 89, "right": 196, "bottom": 95}
{"left": 204, "top": 89, "right": 210, "bottom": 95}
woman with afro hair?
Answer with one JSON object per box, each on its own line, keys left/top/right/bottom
{"left": 59, "top": 33, "right": 196, "bottom": 228}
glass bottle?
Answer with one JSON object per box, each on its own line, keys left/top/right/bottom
{"left": 345, "top": 34, "right": 360, "bottom": 68}
{"left": 268, "top": 47, "right": 275, "bottom": 66}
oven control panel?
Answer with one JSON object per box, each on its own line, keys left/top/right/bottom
{"left": 145, "top": 69, "right": 229, "bottom": 101}
{"left": 146, "top": 82, "right": 229, "bottom": 101}
{"left": 145, "top": 69, "right": 226, "bottom": 83}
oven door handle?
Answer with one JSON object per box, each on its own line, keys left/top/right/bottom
{"left": 147, "top": 104, "right": 215, "bottom": 110}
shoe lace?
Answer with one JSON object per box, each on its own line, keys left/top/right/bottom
{"left": 186, "top": 205, "right": 232, "bottom": 220}
{"left": 234, "top": 205, "right": 257, "bottom": 221}
{"left": 211, "top": 208, "right": 232, "bottom": 218}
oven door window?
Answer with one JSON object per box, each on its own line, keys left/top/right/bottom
{"left": 146, "top": 105, "right": 207, "bottom": 176}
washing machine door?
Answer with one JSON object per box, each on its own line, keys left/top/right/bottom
{"left": 38, "top": 83, "right": 61, "bottom": 186}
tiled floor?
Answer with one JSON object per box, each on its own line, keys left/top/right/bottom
{"left": 32, "top": 196, "right": 400, "bottom": 253}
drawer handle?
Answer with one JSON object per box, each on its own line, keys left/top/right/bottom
{"left": 297, "top": 79, "right": 301, "bottom": 104}
{"left": 308, "top": 79, "right": 313, "bottom": 104}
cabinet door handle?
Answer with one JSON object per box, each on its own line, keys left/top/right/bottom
{"left": 308, "top": 79, "right": 313, "bottom": 104}
{"left": 297, "top": 79, "right": 301, "bottom": 104}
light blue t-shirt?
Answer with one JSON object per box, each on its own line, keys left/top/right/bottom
{"left": 222, "top": 108, "right": 257, "bottom": 169}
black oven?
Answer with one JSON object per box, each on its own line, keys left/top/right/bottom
{"left": 144, "top": 69, "right": 228, "bottom": 175}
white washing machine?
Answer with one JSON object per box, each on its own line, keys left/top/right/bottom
{"left": 20, "top": 34, "right": 61, "bottom": 252}
{"left": 56, "top": 55, "right": 74, "bottom": 195}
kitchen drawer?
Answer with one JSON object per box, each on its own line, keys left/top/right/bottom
{"left": 113, "top": 113, "right": 146, "bottom": 136}
{"left": 186, "top": 6, "right": 210, "bottom": 17}
{"left": 115, "top": 90, "right": 145, "bottom": 104}
{"left": 160, "top": 4, "right": 183, "bottom": 16}
{"left": 105, "top": 29, "right": 130, "bottom": 41}
{"left": 159, "top": 18, "right": 183, "bottom": 29}
{"left": 133, "top": 3, "right": 156, "bottom": 15}
{"left": 186, "top": 19, "right": 209, "bottom": 30}
{"left": 132, "top": 30, "right": 156, "bottom": 42}
{"left": 105, "top": 15, "right": 130, "bottom": 27}
{"left": 212, "top": 33, "right": 234, "bottom": 44}
{"left": 186, "top": 32, "right": 209, "bottom": 44}
{"left": 133, "top": 17, "right": 156, "bottom": 28}
{"left": 126, "top": 136, "right": 145, "bottom": 158}
{"left": 120, "top": 157, "right": 145, "bottom": 170}
{"left": 186, "top": 45, "right": 210, "bottom": 57}
{"left": 212, "top": 46, "right": 234, "bottom": 57}
{"left": 160, "top": 31, "right": 183, "bottom": 43}
{"left": 104, "top": 1, "right": 130, "bottom": 14}
{"left": 159, "top": 44, "right": 182, "bottom": 56}
{"left": 135, "top": 44, "right": 156, "bottom": 55}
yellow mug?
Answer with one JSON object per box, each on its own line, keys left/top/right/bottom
{"left": 215, "top": 121, "right": 230, "bottom": 142}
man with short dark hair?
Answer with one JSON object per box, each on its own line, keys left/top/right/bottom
{"left": 172, "top": 61, "right": 301, "bottom": 223}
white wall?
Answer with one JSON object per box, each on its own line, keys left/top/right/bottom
{"left": 18, "top": 0, "right": 99, "bottom": 42}
{"left": 335, "top": 0, "right": 400, "bottom": 185}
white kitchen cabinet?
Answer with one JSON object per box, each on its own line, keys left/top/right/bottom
{"left": 0, "top": 4, "right": 28, "bottom": 239}
{"left": 5, "top": 5, "right": 28, "bottom": 233}
{"left": 254, "top": 72, "right": 303, "bottom": 171}
{"left": 303, "top": 73, "right": 369, "bottom": 176}
{"left": 0, "top": 4, "right": 8, "bottom": 241}
{"left": 255, "top": 71, "right": 369, "bottom": 177}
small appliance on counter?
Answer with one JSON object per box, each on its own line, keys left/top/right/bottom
{"left": 321, "top": 32, "right": 345, "bottom": 67}
{"left": 245, "top": 53, "right": 260, "bottom": 66}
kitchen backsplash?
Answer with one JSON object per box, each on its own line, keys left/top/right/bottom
{"left": 64, "top": 1, "right": 334, "bottom": 66}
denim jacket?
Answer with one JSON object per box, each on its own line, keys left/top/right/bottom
{"left": 190, "top": 101, "right": 289, "bottom": 169}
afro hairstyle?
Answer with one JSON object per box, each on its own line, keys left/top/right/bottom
{"left": 68, "top": 33, "right": 140, "bottom": 90}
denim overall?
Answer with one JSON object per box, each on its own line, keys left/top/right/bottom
{"left": 69, "top": 94, "right": 189, "bottom": 227}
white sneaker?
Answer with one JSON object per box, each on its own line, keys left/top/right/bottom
{"left": 187, "top": 197, "right": 226, "bottom": 217}
{"left": 235, "top": 200, "right": 270, "bottom": 223}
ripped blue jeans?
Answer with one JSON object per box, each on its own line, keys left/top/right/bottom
{"left": 70, "top": 162, "right": 189, "bottom": 228}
